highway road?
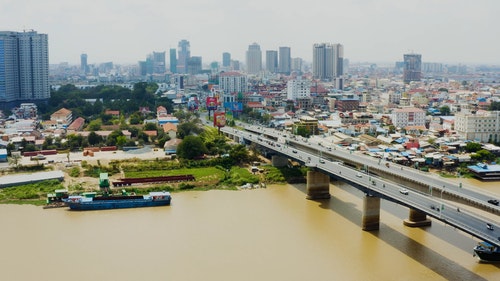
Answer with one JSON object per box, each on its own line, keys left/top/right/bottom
{"left": 221, "top": 125, "right": 500, "bottom": 247}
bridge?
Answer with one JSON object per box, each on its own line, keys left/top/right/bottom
{"left": 221, "top": 125, "right": 500, "bottom": 249}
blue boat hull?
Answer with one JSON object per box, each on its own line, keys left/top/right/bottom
{"left": 67, "top": 198, "right": 171, "bottom": 211}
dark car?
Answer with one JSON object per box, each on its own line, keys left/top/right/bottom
{"left": 292, "top": 150, "right": 297, "bottom": 153}
{"left": 487, "top": 199, "right": 499, "bottom": 206}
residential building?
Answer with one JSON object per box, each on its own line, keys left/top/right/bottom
{"left": 403, "top": 53, "right": 422, "bottom": 83}
{"left": 66, "top": 117, "right": 85, "bottom": 133}
{"left": 392, "top": 107, "right": 426, "bottom": 129}
{"left": 0, "top": 30, "right": 49, "bottom": 105}
{"left": 50, "top": 108, "right": 73, "bottom": 129}
{"left": 312, "top": 43, "right": 343, "bottom": 82}
{"left": 266, "top": 50, "right": 278, "bottom": 73}
{"left": 454, "top": 111, "right": 500, "bottom": 143}
{"left": 246, "top": 43, "right": 262, "bottom": 74}
{"left": 287, "top": 77, "right": 311, "bottom": 100}
{"left": 219, "top": 72, "right": 248, "bottom": 94}
{"left": 278, "top": 46, "right": 291, "bottom": 75}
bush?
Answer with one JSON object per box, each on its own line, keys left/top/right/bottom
{"left": 69, "top": 167, "right": 80, "bottom": 177}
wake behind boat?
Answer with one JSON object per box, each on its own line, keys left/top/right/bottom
{"left": 473, "top": 241, "right": 500, "bottom": 262}
{"left": 65, "top": 191, "right": 171, "bottom": 211}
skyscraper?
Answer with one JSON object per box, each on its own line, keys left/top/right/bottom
{"left": 266, "top": 50, "right": 278, "bottom": 73}
{"left": 80, "top": 53, "right": 88, "bottom": 73}
{"left": 312, "top": 43, "right": 343, "bottom": 81}
{"left": 246, "top": 43, "right": 262, "bottom": 74}
{"left": 177, "top": 40, "right": 190, "bottom": 74}
{"left": 187, "top": 56, "right": 202, "bottom": 75}
{"left": 152, "top": 51, "right": 166, "bottom": 74}
{"left": 403, "top": 53, "right": 422, "bottom": 83}
{"left": 0, "top": 30, "right": 49, "bottom": 104}
{"left": 169, "top": 48, "right": 177, "bottom": 73}
{"left": 222, "top": 52, "right": 231, "bottom": 68}
{"left": 278, "top": 46, "right": 291, "bottom": 75}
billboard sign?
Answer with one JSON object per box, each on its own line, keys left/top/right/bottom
{"left": 206, "top": 96, "right": 218, "bottom": 111}
{"left": 214, "top": 111, "right": 226, "bottom": 128}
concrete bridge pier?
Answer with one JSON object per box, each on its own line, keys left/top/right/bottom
{"left": 362, "top": 194, "right": 380, "bottom": 231}
{"left": 403, "top": 209, "right": 432, "bottom": 227}
{"left": 306, "top": 170, "right": 331, "bottom": 200}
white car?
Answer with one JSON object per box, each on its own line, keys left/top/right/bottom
{"left": 399, "top": 188, "right": 409, "bottom": 195}
{"left": 356, "top": 173, "right": 363, "bottom": 178}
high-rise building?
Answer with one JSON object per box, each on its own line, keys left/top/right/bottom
{"left": 219, "top": 72, "right": 248, "bottom": 94}
{"left": 152, "top": 51, "right": 166, "bottom": 74}
{"left": 291, "top": 57, "right": 303, "bottom": 73}
{"left": 169, "top": 48, "right": 177, "bottom": 73}
{"left": 187, "top": 56, "right": 202, "bottom": 75}
{"left": 403, "top": 53, "right": 422, "bottom": 83}
{"left": 266, "top": 50, "right": 278, "bottom": 73}
{"left": 278, "top": 46, "right": 291, "bottom": 75}
{"left": 177, "top": 40, "right": 190, "bottom": 74}
{"left": 246, "top": 43, "right": 262, "bottom": 74}
{"left": 0, "top": 30, "right": 49, "bottom": 104}
{"left": 80, "top": 53, "right": 88, "bottom": 73}
{"left": 312, "top": 43, "right": 343, "bottom": 81}
{"left": 222, "top": 52, "right": 231, "bottom": 68}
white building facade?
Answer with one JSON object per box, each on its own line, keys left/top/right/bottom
{"left": 392, "top": 107, "right": 426, "bottom": 128}
{"left": 287, "top": 78, "right": 311, "bottom": 100}
{"left": 219, "top": 72, "right": 248, "bottom": 94}
{"left": 454, "top": 111, "right": 500, "bottom": 143}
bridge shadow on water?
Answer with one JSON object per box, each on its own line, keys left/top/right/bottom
{"left": 289, "top": 180, "right": 498, "bottom": 281}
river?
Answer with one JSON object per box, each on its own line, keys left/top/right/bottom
{"left": 0, "top": 180, "right": 498, "bottom": 281}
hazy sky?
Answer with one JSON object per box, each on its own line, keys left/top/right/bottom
{"left": 2, "top": 0, "right": 499, "bottom": 65}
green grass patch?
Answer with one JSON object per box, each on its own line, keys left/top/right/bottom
{"left": 0, "top": 180, "right": 65, "bottom": 205}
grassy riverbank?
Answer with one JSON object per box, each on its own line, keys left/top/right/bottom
{"left": 0, "top": 164, "right": 306, "bottom": 206}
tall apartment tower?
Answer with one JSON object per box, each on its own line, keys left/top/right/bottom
{"left": 246, "top": 43, "right": 262, "bottom": 74}
{"left": 177, "top": 40, "right": 190, "bottom": 74}
{"left": 266, "top": 50, "right": 278, "bottom": 73}
{"left": 278, "top": 46, "right": 291, "bottom": 75}
{"left": 403, "top": 53, "right": 422, "bottom": 83}
{"left": 312, "top": 43, "right": 343, "bottom": 81}
{"left": 222, "top": 52, "right": 231, "bottom": 68}
{"left": 80, "top": 53, "right": 88, "bottom": 73}
{"left": 169, "top": 48, "right": 177, "bottom": 73}
{"left": 0, "top": 30, "right": 49, "bottom": 104}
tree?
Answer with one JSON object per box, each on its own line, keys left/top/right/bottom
{"left": 465, "top": 142, "right": 482, "bottom": 153}
{"left": 471, "top": 149, "right": 496, "bottom": 162}
{"left": 116, "top": 136, "right": 127, "bottom": 148}
{"left": 88, "top": 131, "right": 103, "bottom": 146}
{"left": 87, "top": 119, "right": 102, "bottom": 131}
{"left": 144, "top": 122, "right": 158, "bottom": 131}
{"left": 439, "top": 105, "right": 450, "bottom": 116}
{"left": 229, "top": 144, "right": 250, "bottom": 164}
{"left": 489, "top": 101, "right": 500, "bottom": 111}
{"left": 8, "top": 153, "right": 22, "bottom": 169}
{"left": 177, "top": 121, "right": 203, "bottom": 139}
{"left": 106, "top": 130, "right": 124, "bottom": 146}
{"left": 176, "top": 136, "right": 207, "bottom": 159}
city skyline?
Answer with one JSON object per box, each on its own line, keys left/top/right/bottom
{"left": 3, "top": 0, "right": 499, "bottom": 65}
